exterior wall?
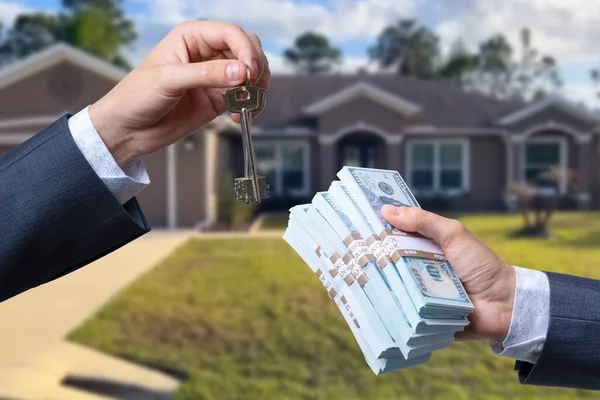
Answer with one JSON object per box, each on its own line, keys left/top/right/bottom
{"left": 0, "top": 61, "right": 116, "bottom": 118}
{"left": 317, "top": 98, "right": 410, "bottom": 134}
{"left": 309, "top": 136, "right": 324, "bottom": 193}
{"left": 137, "top": 149, "right": 168, "bottom": 227}
{"left": 177, "top": 133, "right": 208, "bottom": 228}
{"left": 470, "top": 136, "right": 507, "bottom": 210}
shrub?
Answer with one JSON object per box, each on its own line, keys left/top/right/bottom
{"left": 217, "top": 170, "right": 256, "bottom": 227}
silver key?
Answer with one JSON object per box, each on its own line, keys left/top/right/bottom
{"left": 223, "top": 66, "right": 270, "bottom": 205}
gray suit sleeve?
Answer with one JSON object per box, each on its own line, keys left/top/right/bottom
{"left": 516, "top": 272, "right": 600, "bottom": 390}
{"left": 0, "top": 115, "right": 151, "bottom": 303}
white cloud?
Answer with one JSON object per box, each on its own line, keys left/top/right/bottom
{"left": 128, "top": 0, "right": 416, "bottom": 68}
{"left": 0, "top": 1, "right": 35, "bottom": 28}
{"left": 265, "top": 51, "right": 379, "bottom": 74}
{"left": 141, "top": 0, "right": 415, "bottom": 43}
{"left": 125, "top": 0, "right": 416, "bottom": 67}
{"left": 436, "top": 0, "right": 600, "bottom": 64}
{"left": 561, "top": 82, "right": 600, "bottom": 110}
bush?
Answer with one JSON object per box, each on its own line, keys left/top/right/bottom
{"left": 217, "top": 170, "right": 256, "bottom": 227}
{"left": 416, "top": 193, "right": 469, "bottom": 212}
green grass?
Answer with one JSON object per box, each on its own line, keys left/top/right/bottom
{"left": 70, "top": 212, "right": 600, "bottom": 400}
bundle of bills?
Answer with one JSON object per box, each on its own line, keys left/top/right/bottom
{"left": 282, "top": 167, "right": 474, "bottom": 375}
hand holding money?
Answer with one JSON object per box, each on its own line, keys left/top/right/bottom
{"left": 381, "top": 206, "right": 516, "bottom": 342}
{"left": 283, "top": 167, "right": 478, "bottom": 375}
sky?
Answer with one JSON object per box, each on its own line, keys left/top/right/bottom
{"left": 1, "top": 0, "right": 599, "bottom": 108}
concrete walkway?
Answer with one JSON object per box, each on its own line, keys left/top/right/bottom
{"left": 0, "top": 231, "right": 194, "bottom": 400}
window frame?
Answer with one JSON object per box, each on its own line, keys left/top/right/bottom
{"left": 253, "top": 140, "right": 311, "bottom": 197}
{"left": 522, "top": 136, "right": 567, "bottom": 194}
{"left": 406, "top": 139, "right": 470, "bottom": 195}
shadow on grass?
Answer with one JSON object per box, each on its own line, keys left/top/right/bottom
{"left": 553, "top": 231, "right": 600, "bottom": 249}
{"left": 62, "top": 376, "right": 174, "bottom": 400}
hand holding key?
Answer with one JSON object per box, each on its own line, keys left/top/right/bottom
{"left": 87, "top": 21, "right": 270, "bottom": 168}
{"left": 223, "top": 67, "right": 270, "bottom": 205}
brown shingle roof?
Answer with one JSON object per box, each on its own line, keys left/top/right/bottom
{"left": 257, "top": 74, "right": 525, "bottom": 128}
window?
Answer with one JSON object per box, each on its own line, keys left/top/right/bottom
{"left": 408, "top": 140, "right": 468, "bottom": 193}
{"left": 254, "top": 141, "right": 309, "bottom": 197}
{"left": 524, "top": 139, "right": 564, "bottom": 185}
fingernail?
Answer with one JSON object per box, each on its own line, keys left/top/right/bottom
{"left": 382, "top": 205, "right": 400, "bottom": 216}
{"left": 252, "top": 60, "right": 258, "bottom": 75}
{"left": 226, "top": 62, "right": 241, "bottom": 81}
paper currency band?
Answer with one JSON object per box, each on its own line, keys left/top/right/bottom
{"left": 380, "top": 228, "right": 430, "bottom": 241}
{"left": 342, "top": 252, "right": 368, "bottom": 287}
{"left": 328, "top": 288, "right": 337, "bottom": 300}
{"left": 330, "top": 252, "right": 340, "bottom": 264}
{"left": 365, "top": 234, "right": 394, "bottom": 270}
{"left": 364, "top": 234, "right": 381, "bottom": 246}
{"left": 330, "top": 252, "right": 356, "bottom": 285}
{"left": 342, "top": 232, "right": 363, "bottom": 246}
{"left": 315, "top": 269, "right": 338, "bottom": 300}
{"left": 343, "top": 235, "right": 377, "bottom": 268}
{"left": 341, "top": 295, "right": 360, "bottom": 328}
{"left": 379, "top": 230, "right": 447, "bottom": 262}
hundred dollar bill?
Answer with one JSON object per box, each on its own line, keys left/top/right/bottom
{"left": 329, "top": 181, "right": 470, "bottom": 332}
{"left": 289, "top": 206, "right": 400, "bottom": 359}
{"left": 283, "top": 228, "right": 431, "bottom": 375}
{"left": 303, "top": 205, "right": 453, "bottom": 359}
{"left": 283, "top": 229, "right": 397, "bottom": 374}
{"left": 337, "top": 167, "right": 474, "bottom": 316}
{"left": 312, "top": 192, "right": 457, "bottom": 347}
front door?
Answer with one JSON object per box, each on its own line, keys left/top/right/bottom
{"left": 339, "top": 141, "right": 377, "bottom": 169}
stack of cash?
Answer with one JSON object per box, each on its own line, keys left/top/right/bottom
{"left": 282, "top": 167, "right": 474, "bottom": 375}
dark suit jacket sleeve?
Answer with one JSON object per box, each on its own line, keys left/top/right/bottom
{"left": 0, "top": 115, "right": 150, "bottom": 303}
{"left": 516, "top": 272, "right": 600, "bottom": 390}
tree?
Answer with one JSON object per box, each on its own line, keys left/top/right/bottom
{"left": 0, "top": 0, "right": 135, "bottom": 69}
{"left": 283, "top": 32, "right": 341, "bottom": 74}
{"left": 454, "top": 29, "right": 562, "bottom": 100}
{"left": 473, "top": 34, "right": 514, "bottom": 98}
{"left": 511, "top": 28, "right": 562, "bottom": 100}
{"left": 438, "top": 39, "right": 478, "bottom": 86}
{"left": 506, "top": 169, "right": 578, "bottom": 238}
{"left": 369, "top": 19, "right": 440, "bottom": 79}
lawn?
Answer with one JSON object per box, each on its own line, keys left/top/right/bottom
{"left": 70, "top": 212, "right": 600, "bottom": 400}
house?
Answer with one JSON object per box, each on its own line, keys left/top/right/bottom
{"left": 1, "top": 44, "right": 599, "bottom": 229}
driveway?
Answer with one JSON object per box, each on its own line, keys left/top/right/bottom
{"left": 0, "top": 230, "right": 194, "bottom": 400}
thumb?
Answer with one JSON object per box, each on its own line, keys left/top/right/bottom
{"left": 157, "top": 60, "right": 247, "bottom": 94}
{"left": 381, "top": 205, "right": 464, "bottom": 249}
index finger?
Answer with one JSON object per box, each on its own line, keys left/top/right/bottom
{"left": 180, "top": 21, "right": 259, "bottom": 78}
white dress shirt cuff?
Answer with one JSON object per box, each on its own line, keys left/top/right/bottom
{"left": 67, "top": 106, "right": 150, "bottom": 205}
{"left": 489, "top": 266, "right": 550, "bottom": 364}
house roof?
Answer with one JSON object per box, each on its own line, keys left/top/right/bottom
{"left": 303, "top": 81, "right": 422, "bottom": 117}
{"left": 258, "top": 74, "right": 526, "bottom": 128}
{"left": 497, "top": 95, "right": 600, "bottom": 126}
{"left": 0, "top": 43, "right": 128, "bottom": 91}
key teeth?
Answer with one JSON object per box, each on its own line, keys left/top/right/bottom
{"left": 234, "top": 176, "right": 270, "bottom": 203}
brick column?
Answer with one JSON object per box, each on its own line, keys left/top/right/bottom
{"left": 576, "top": 135, "right": 593, "bottom": 209}
{"left": 318, "top": 140, "right": 337, "bottom": 191}
{"left": 511, "top": 139, "right": 524, "bottom": 183}
{"left": 385, "top": 137, "right": 403, "bottom": 173}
